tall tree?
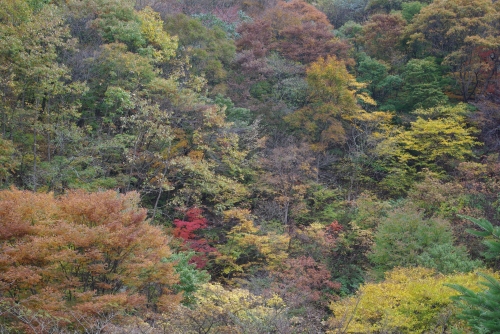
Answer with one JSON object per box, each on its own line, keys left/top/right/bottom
{"left": 377, "top": 104, "right": 480, "bottom": 172}
{"left": 448, "top": 216, "right": 500, "bottom": 333}
{"left": 236, "top": 0, "right": 350, "bottom": 64}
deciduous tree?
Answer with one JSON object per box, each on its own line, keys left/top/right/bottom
{"left": 0, "top": 189, "right": 181, "bottom": 332}
{"left": 237, "top": 0, "right": 349, "bottom": 64}
{"left": 406, "top": 0, "right": 500, "bottom": 101}
{"left": 361, "top": 13, "right": 406, "bottom": 65}
{"left": 377, "top": 104, "right": 479, "bottom": 171}
{"left": 328, "top": 267, "right": 498, "bottom": 333}
{"left": 285, "top": 56, "right": 375, "bottom": 151}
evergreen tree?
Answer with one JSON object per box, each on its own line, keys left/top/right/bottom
{"left": 447, "top": 216, "right": 500, "bottom": 333}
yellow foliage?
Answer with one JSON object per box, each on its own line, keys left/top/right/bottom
{"left": 187, "top": 150, "right": 204, "bottom": 161}
{"left": 328, "top": 267, "right": 500, "bottom": 333}
{"left": 285, "top": 56, "right": 381, "bottom": 150}
{"left": 217, "top": 209, "right": 290, "bottom": 277}
{"left": 137, "top": 6, "right": 178, "bottom": 62}
{"left": 225, "top": 208, "right": 259, "bottom": 234}
{"left": 377, "top": 104, "right": 480, "bottom": 168}
{"left": 201, "top": 104, "right": 227, "bottom": 128}
{"left": 161, "top": 283, "right": 287, "bottom": 333}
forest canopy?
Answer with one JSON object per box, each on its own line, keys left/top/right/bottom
{"left": 1, "top": 0, "right": 500, "bottom": 332}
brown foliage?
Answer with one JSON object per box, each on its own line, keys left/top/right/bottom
{"left": 472, "top": 100, "right": 500, "bottom": 151}
{"left": 271, "top": 256, "right": 339, "bottom": 308}
{"left": 259, "top": 141, "right": 316, "bottom": 226}
{"left": 268, "top": 256, "right": 340, "bottom": 333}
{"left": 237, "top": 0, "right": 350, "bottom": 64}
{"left": 361, "top": 13, "right": 406, "bottom": 64}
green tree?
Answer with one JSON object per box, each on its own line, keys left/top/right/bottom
{"left": 398, "top": 57, "right": 449, "bottom": 111}
{"left": 0, "top": 138, "right": 18, "bottom": 186}
{"left": 315, "top": 0, "right": 369, "bottom": 28}
{"left": 401, "top": 1, "right": 426, "bottom": 23}
{"left": 91, "top": 0, "right": 145, "bottom": 51}
{"left": 406, "top": 0, "right": 500, "bottom": 101}
{"left": 417, "top": 243, "right": 481, "bottom": 275}
{"left": 0, "top": 2, "right": 82, "bottom": 190}
{"left": 163, "top": 251, "right": 211, "bottom": 305}
{"left": 164, "top": 13, "right": 236, "bottom": 89}
{"left": 82, "top": 42, "right": 156, "bottom": 131}
{"left": 366, "top": 0, "right": 431, "bottom": 13}
{"left": 356, "top": 54, "right": 403, "bottom": 108}
{"left": 370, "top": 204, "right": 455, "bottom": 274}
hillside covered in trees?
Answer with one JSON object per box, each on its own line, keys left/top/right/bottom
{"left": 1, "top": 0, "right": 500, "bottom": 332}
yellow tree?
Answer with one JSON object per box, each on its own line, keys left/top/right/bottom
{"left": 137, "top": 6, "right": 178, "bottom": 63}
{"left": 285, "top": 56, "right": 393, "bottom": 198}
{"left": 285, "top": 56, "right": 375, "bottom": 152}
{"left": 0, "top": 1, "right": 82, "bottom": 191}
{"left": 214, "top": 208, "right": 290, "bottom": 280}
{"left": 328, "top": 267, "right": 500, "bottom": 333}
{"left": 161, "top": 283, "right": 288, "bottom": 334}
{"left": 377, "top": 104, "right": 480, "bottom": 171}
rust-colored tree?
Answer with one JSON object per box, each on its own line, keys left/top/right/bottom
{"left": 0, "top": 189, "right": 181, "bottom": 333}
{"left": 236, "top": 0, "right": 350, "bottom": 64}
{"left": 268, "top": 256, "right": 340, "bottom": 333}
{"left": 361, "top": 13, "right": 406, "bottom": 65}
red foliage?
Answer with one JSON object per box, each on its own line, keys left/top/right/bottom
{"left": 236, "top": 20, "right": 272, "bottom": 59}
{"left": 187, "top": 239, "right": 216, "bottom": 268}
{"left": 277, "top": 21, "right": 350, "bottom": 64}
{"left": 173, "top": 207, "right": 208, "bottom": 240}
{"left": 328, "top": 220, "right": 343, "bottom": 234}
{"left": 173, "top": 208, "right": 217, "bottom": 268}
{"left": 477, "top": 48, "right": 500, "bottom": 100}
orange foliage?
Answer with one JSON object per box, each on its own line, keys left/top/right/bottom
{"left": 0, "top": 189, "right": 180, "bottom": 332}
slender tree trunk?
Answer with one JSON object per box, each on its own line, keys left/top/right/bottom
{"left": 151, "top": 161, "right": 169, "bottom": 223}
{"left": 283, "top": 200, "right": 289, "bottom": 226}
{"left": 32, "top": 97, "right": 40, "bottom": 191}
{"left": 1, "top": 93, "right": 6, "bottom": 137}
{"left": 151, "top": 187, "right": 163, "bottom": 223}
